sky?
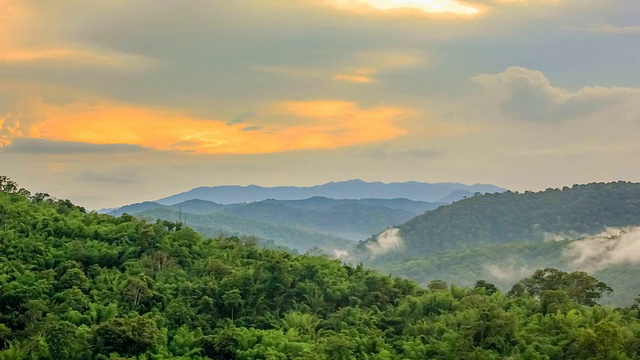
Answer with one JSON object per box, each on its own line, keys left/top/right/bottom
{"left": 1, "top": 0, "right": 639, "bottom": 209}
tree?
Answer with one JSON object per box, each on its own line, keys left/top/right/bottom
{"left": 508, "top": 268, "right": 612, "bottom": 306}
{"left": 123, "top": 276, "right": 152, "bottom": 308}
{"left": 222, "top": 289, "right": 244, "bottom": 321}
{"left": 93, "top": 317, "right": 158, "bottom": 357}
{"left": 474, "top": 280, "right": 498, "bottom": 296}
{"left": 428, "top": 280, "right": 448, "bottom": 291}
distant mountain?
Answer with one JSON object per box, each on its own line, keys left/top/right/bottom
{"left": 103, "top": 197, "right": 443, "bottom": 250}
{"left": 134, "top": 207, "right": 350, "bottom": 253}
{"left": 155, "top": 180, "right": 505, "bottom": 205}
{"left": 437, "top": 189, "right": 475, "bottom": 203}
{"left": 167, "top": 199, "right": 226, "bottom": 215}
{"left": 105, "top": 201, "right": 161, "bottom": 215}
{"left": 219, "top": 198, "right": 440, "bottom": 241}
{"left": 359, "top": 182, "right": 640, "bottom": 261}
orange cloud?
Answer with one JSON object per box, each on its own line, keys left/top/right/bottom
{"left": 0, "top": 118, "right": 22, "bottom": 147}
{"left": 23, "top": 100, "right": 408, "bottom": 154}
{"left": 256, "top": 50, "right": 425, "bottom": 84}
{"left": 0, "top": 46, "right": 157, "bottom": 71}
{"left": 333, "top": 74, "right": 375, "bottom": 83}
{"left": 323, "top": 0, "right": 483, "bottom": 17}
{"left": 0, "top": 2, "right": 155, "bottom": 70}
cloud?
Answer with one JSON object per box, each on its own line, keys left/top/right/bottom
{"left": 0, "top": 46, "right": 158, "bottom": 71}
{"left": 255, "top": 49, "right": 425, "bottom": 85}
{"left": 321, "top": 0, "right": 564, "bottom": 17}
{"left": 227, "top": 111, "right": 257, "bottom": 126}
{"left": 473, "top": 67, "right": 640, "bottom": 123}
{"left": 241, "top": 126, "right": 263, "bottom": 132}
{"left": 575, "top": 24, "right": 640, "bottom": 34}
{"left": 1, "top": 138, "right": 146, "bottom": 155}
{"left": 484, "top": 262, "right": 533, "bottom": 282}
{"left": 0, "top": 118, "right": 23, "bottom": 146}
{"left": 366, "top": 228, "right": 404, "bottom": 257}
{"left": 323, "top": 0, "right": 482, "bottom": 16}
{"left": 12, "top": 98, "right": 408, "bottom": 154}
{"left": 333, "top": 73, "right": 375, "bottom": 84}
{"left": 564, "top": 227, "right": 640, "bottom": 272}
{"left": 0, "top": 1, "right": 157, "bottom": 70}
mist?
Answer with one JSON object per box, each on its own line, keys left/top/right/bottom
{"left": 484, "top": 263, "right": 535, "bottom": 283}
{"left": 366, "top": 228, "right": 405, "bottom": 258}
{"left": 564, "top": 227, "right": 640, "bottom": 272}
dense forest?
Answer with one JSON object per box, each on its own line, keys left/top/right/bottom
{"left": 359, "top": 182, "right": 640, "bottom": 259}
{"left": 3, "top": 176, "right": 640, "bottom": 359}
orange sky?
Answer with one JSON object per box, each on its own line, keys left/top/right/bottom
{"left": 25, "top": 100, "right": 408, "bottom": 154}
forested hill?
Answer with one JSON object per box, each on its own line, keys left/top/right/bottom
{"left": 360, "top": 182, "right": 640, "bottom": 259}
{"left": 4, "top": 176, "right": 640, "bottom": 359}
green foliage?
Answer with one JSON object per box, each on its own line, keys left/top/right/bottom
{"left": 508, "top": 268, "right": 613, "bottom": 306}
{"left": 2, "top": 177, "right": 640, "bottom": 359}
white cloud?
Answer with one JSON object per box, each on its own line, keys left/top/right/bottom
{"left": 473, "top": 67, "right": 640, "bottom": 123}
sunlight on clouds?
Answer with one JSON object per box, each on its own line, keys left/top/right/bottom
{"left": 0, "top": 118, "right": 6, "bottom": 147}
{"left": 0, "top": 1, "right": 155, "bottom": 70}
{"left": 325, "top": 0, "right": 481, "bottom": 16}
{"left": 256, "top": 50, "right": 425, "bottom": 84}
{"left": 0, "top": 47, "right": 157, "bottom": 71}
{"left": 0, "top": 118, "right": 22, "bottom": 147}
{"left": 24, "top": 100, "right": 408, "bottom": 154}
{"left": 333, "top": 72, "right": 376, "bottom": 83}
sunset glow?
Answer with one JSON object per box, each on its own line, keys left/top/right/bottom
{"left": 22, "top": 100, "right": 407, "bottom": 154}
{"left": 326, "top": 0, "right": 481, "bottom": 16}
{"left": 0, "top": 0, "right": 636, "bottom": 210}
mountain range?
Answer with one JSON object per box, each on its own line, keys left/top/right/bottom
{"left": 152, "top": 179, "right": 505, "bottom": 205}
{"left": 103, "top": 197, "right": 443, "bottom": 252}
{"left": 100, "top": 180, "right": 505, "bottom": 252}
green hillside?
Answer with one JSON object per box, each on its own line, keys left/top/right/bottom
{"left": 135, "top": 207, "right": 351, "bottom": 253}
{"left": 3, "top": 177, "right": 640, "bottom": 359}
{"left": 359, "top": 182, "right": 640, "bottom": 259}
{"left": 372, "top": 238, "right": 640, "bottom": 306}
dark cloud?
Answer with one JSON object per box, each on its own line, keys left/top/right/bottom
{"left": 1, "top": 138, "right": 147, "bottom": 155}
{"left": 227, "top": 111, "right": 257, "bottom": 126}
{"left": 241, "top": 125, "right": 262, "bottom": 132}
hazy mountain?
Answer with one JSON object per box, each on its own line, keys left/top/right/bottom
{"left": 103, "top": 197, "right": 442, "bottom": 249}
{"left": 155, "top": 179, "right": 505, "bottom": 205}
{"left": 437, "top": 189, "right": 475, "bottom": 203}
{"left": 104, "top": 201, "right": 162, "bottom": 216}
{"left": 220, "top": 198, "right": 440, "bottom": 241}
{"left": 167, "top": 199, "right": 226, "bottom": 214}
{"left": 134, "top": 207, "right": 351, "bottom": 253}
